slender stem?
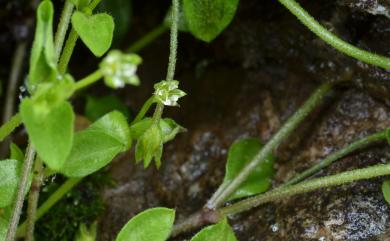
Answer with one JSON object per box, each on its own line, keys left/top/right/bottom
{"left": 127, "top": 24, "right": 169, "bottom": 53}
{"left": 281, "top": 130, "right": 387, "bottom": 187}
{"left": 278, "top": 0, "right": 390, "bottom": 69}
{"left": 25, "top": 158, "right": 44, "bottom": 241}
{"left": 17, "top": 178, "right": 83, "bottom": 237}
{"left": 54, "top": 0, "right": 74, "bottom": 61}
{"left": 0, "top": 114, "right": 22, "bottom": 142}
{"left": 219, "top": 163, "right": 390, "bottom": 216}
{"left": 131, "top": 96, "right": 156, "bottom": 125}
{"left": 74, "top": 70, "right": 103, "bottom": 90}
{"left": 6, "top": 144, "right": 36, "bottom": 241}
{"left": 0, "top": 43, "right": 27, "bottom": 157}
{"left": 58, "top": 28, "right": 78, "bottom": 74}
{"left": 2, "top": 42, "right": 27, "bottom": 127}
{"left": 174, "top": 163, "right": 390, "bottom": 236}
{"left": 166, "top": 0, "right": 179, "bottom": 81}
{"left": 152, "top": 103, "right": 164, "bottom": 125}
{"left": 208, "top": 82, "right": 333, "bottom": 209}
{"left": 88, "top": 0, "right": 102, "bottom": 11}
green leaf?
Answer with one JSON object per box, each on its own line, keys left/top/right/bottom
{"left": 116, "top": 207, "right": 175, "bottom": 241}
{"left": 223, "top": 138, "right": 274, "bottom": 201}
{"left": 130, "top": 118, "right": 185, "bottom": 143}
{"left": 60, "top": 111, "right": 131, "bottom": 177}
{"left": 72, "top": 11, "right": 115, "bottom": 57}
{"left": 28, "top": 0, "right": 57, "bottom": 93}
{"left": 183, "top": 0, "right": 239, "bottom": 42}
{"left": 10, "top": 143, "right": 24, "bottom": 162}
{"left": 20, "top": 99, "right": 74, "bottom": 171}
{"left": 386, "top": 128, "right": 390, "bottom": 145}
{"left": 190, "top": 218, "right": 237, "bottom": 241}
{"left": 85, "top": 95, "right": 130, "bottom": 121}
{"left": 88, "top": 110, "right": 131, "bottom": 149}
{"left": 0, "top": 159, "right": 21, "bottom": 208}
{"left": 61, "top": 130, "right": 122, "bottom": 177}
{"left": 382, "top": 180, "right": 390, "bottom": 205}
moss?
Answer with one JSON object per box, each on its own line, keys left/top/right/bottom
{"left": 34, "top": 171, "right": 112, "bottom": 241}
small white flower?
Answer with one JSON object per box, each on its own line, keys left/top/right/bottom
{"left": 154, "top": 80, "right": 186, "bottom": 106}
{"left": 100, "top": 50, "right": 142, "bottom": 89}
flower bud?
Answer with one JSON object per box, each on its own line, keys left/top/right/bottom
{"left": 135, "top": 123, "right": 163, "bottom": 168}
{"left": 154, "top": 80, "right": 186, "bottom": 106}
{"left": 100, "top": 50, "right": 142, "bottom": 89}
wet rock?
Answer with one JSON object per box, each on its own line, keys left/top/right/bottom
{"left": 95, "top": 0, "right": 390, "bottom": 240}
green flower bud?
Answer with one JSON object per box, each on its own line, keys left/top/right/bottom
{"left": 135, "top": 123, "right": 163, "bottom": 168}
{"left": 154, "top": 80, "right": 186, "bottom": 106}
{"left": 74, "top": 222, "right": 97, "bottom": 241}
{"left": 100, "top": 50, "right": 142, "bottom": 89}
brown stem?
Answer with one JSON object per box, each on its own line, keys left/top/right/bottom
{"left": 170, "top": 209, "right": 220, "bottom": 238}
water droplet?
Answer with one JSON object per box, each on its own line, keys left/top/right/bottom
{"left": 271, "top": 223, "right": 279, "bottom": 232}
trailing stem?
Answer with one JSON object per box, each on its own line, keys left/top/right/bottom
{"left": 172, "top": 163, "right": 390, "bottom": 236}
{"left": 277, "top": 0, "right": 390, "bottom": 69}
{"left": 281, "top": 130, "right": 387, "bottom": 187}
{"left": 208, "top": 82, "right": 333, "bottom": 209}
{"left": 54, "top": 0, "right": 74, "bottom": 61}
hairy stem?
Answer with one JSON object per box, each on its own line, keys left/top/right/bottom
{"left": 17, "top": 178, "right": 82, "bottom": 237}
{"left": 6, "top": 144, "right": 36, "bottom": 241}
{"left": 58, "top": 28, "right": 78, "bottom": 74}
{"left": 278, "top": 0, "right": 390, "bottom": 69}
{"left": 220, "top": 163, "right": 390, "bottom": 216}
{"left": 208, "top": 82, "right": 333, "bottom": 208}
{"left": 172, "top": 163, "right": 390, "bottom": 236}
{"left": 166, "top": 0, "right": 179, "bottom": 82}
{"left": 54, "top": 0, "right": 74, "bottom": 61}
{"left": 127, "top": 24, "right": 169, "bottom": 53}
{"left": 282, "top": 130, "right": 387, "bottom": 187}
{"left": 25, "top": 158, "right": 44, "bottom": 241}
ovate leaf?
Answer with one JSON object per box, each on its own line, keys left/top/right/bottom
{"left": 28, "top": 0, "right": 56, "bottom": 93}
{"left": 223, "top": 138, "right": 274, "bottom": 201}
{"left": 0, "top": 159, "right": 21, "bottom": 207}
{"left": 61, "top": 111, "right": 131, "bottom": 177}
{"left": 88, "top": 110, "right": 131, "bottom": 149}
{"left": 382, "top": 180, "right": 390, "bottom": 205}
{"left": 20, "top": 99, "right": 74, "bottom": 171}
{"left": 61, "top": 131, "right": 122, "bottom": 177}
{"left": 190, "top": 218, "right": 237, "bottom": 241}
{"left": 116, "top": 208, "right": 175, "bottom": 241}
{"left": 85, "top": 95, "right": 130, "bottom": 122}
{"left": 183, "top": 0, "right": 239, "bottom": 42}
{"left": 72, "top": 11, "right": 115, "bottom": 57}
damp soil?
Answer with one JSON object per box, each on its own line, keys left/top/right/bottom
{"left": 1, "top": 0, "right": 390, "bottom": 240}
